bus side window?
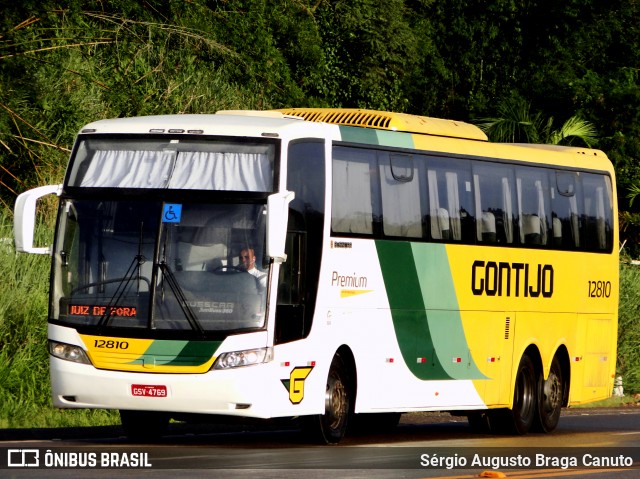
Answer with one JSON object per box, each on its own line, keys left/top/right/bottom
{"left": 473, "top": 163, "right": 516, "bottom": 244}
{"left": 516, "top": 168, "right": 551, "bottom": 247}
{"left": 425, "top": 157, "right": 475, "bottom": 243}
{"left": 275, "top": 229, "right": 306, "bottom": 344}
{"left": 552, "top": 171, "right": 581, "bottom": 249}
{"left": 582, "top": 173, "right": 614, "bottom": 251}
{"left": 379, "top": 153, "right": 423, "bottom": 238}
{"left": 332, "top": 148, "right": 375, "bottom": 235}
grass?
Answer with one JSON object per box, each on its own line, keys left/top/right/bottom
{"left": 0, "top": 210, "right": 118, "bottom": 428}
{"left": 574, "top": 396, "right": 639, "bottom": 408}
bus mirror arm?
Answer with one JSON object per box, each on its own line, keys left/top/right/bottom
{"left": 14, "top": 184, "right": 62, "bottom": 254}
{"left": 266, "top": 190, "right": 295, "bottom": 263}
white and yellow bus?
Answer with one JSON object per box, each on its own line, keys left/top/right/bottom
{"left": 14, "top": 108, "right": 618, "bottom": 443}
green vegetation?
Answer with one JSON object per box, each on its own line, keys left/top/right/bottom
{"left": 617, "top": 263, "right": 640, "bottom": 394}
{"left": 0, "top": 211, "right": 118, "bottom": 428}
{"left": 1, "top": 1, "right": 640, "bottom": 427}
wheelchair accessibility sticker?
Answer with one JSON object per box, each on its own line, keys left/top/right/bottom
{"left": 162, "top": 204, "right": 182, "bottom": 223}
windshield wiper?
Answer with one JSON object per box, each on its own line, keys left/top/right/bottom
{"left": 95, "top": 253, "right": 147, "bottom": 331}
{"left": 157, "top": 262, "right": 205, "bottom": 336}
{"left": 96, "top": 222, "right": 148, "bottom": 332}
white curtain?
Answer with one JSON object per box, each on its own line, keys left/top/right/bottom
{"left": 80, "top": 150, "right": 272, "bottom": 191}
{"left": 332, "top": 158, "right": 373, "bottom": 234}
{"left": 380, "top": 162, "right": 422, "bottom": 237}
{"left": 535, "top": 180, "right": 548, "bottom": 245}
{"left": 80, "top": 150, "right": 174, "bottom": 188}
{"left": 169, "top": 152, "right": 272, "bottom": 191}
{"left": 427, "top": 170, "right": 444, "bottom": 239}
{"left": 445, "top": 172, "right": 461, "bottom": 240}
{"left": 473, "top": 174, "right": 483, "bottom": 241}
{"left": 502, "top": 177, "right": 514, "bottom": 243}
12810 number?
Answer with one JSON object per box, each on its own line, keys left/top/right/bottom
{"left": 588, "top": 280, "right": 612, "bottom": 298}
{"left": 93, "top": 339, "right": 129, "bottom": 350}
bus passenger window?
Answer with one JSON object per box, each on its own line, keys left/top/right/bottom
{"left": 379, "top": 154, "right": 422, "bottom": 238}
{"left": 473, "top": 163, "right": 516, "bottom": 244}
{"left": 425, "top": 157, "right": 474, "bottom": 243}
{"left": 551, "top": 171, "right": 581, "bottom": 249}
{"left": 332, "top": 148, "right": 376, "bottom": 235}
{"left": 582, "top": 173, "right": 614, "bottom": 251}
{"left": 516, "top": 168, "right": 551, "bottom": 247}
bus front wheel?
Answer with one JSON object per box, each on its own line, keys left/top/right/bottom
{"left": 303, "top": 353, "right": 352, "bottom": 444}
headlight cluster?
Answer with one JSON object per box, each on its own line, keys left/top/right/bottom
{"left": 213, "top": 347, "right": 273, "bottom": 370}
{"left": 48, "top": 340, "right": 91, "bottom": 365}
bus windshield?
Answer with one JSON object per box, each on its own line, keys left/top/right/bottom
{"left": 51, "top": 199, "right": 268, "bottom": 335}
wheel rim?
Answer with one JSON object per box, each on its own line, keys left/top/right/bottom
{"left": 541, "top": 368, "right": 562, "bottom": 415}
{"left": 325, "top": 372, "right": 348, "bottom": 430}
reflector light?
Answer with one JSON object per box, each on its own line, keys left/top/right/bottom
{"left": 416, "top": 357, "right": 426, "bottom": 363}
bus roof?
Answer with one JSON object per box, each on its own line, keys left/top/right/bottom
{"left": 76, "top": 110, "right": 611, "bottom": 171}
{"left": 275, "top": 107, "right": 488, "bottom": 141}
{"left": 78, "top": 112, "right": 311, "bottom": 137}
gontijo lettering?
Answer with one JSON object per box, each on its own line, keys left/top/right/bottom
{"left": 471, "top": 260, "right": 554, "bottom": 298}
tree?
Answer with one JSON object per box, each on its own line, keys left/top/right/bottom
{"left": 475, "top": 96, "right": 597, "bottom": 146}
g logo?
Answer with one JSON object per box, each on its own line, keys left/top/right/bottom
{"left": 282, "top": 366, "right": 313, "bottom": 404}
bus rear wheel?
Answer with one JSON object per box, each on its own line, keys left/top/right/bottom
{"left": 533, "top": 357, "right": 563, "bottom": 433}
{"left": 491, "top": 354, "right": 537, "bottom": 435}
{"left": 303, "top": 353, "right": 352, "bottom": 444}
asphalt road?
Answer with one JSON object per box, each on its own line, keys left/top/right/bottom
{"left": 1, "top": 408, "right": 639, "bottom": 478}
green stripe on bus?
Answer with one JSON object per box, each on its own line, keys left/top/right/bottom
{"left": 375, "top": 240, "right": 451, "bottom": 380}
{"left": 375, "top": 241, "right": 486, "bottom": 380}
{"left": 129, "top": 340, "right": 221, "bottom": 366}
{"left": 338, "top": 125, "right": 416, "bottom": 149}
{"left": 339, "top": 126, "right": 379, "bottom": 145}
{"left": 411, "top": 243, "right": 486, "bottom": 380}
{"left": 376, "top": 130, "right": 415, "bottom": 149}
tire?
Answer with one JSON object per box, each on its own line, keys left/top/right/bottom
{"left": 302, "top": 353, "right": 352, "bottom": 444}
{"left": 533, "top": 357, "right": 563, "bottom": 433}
{"left": 490, "top": 354, "right": 537, "bottom": 435}
{"left": 119, "top": 410, "right": 169, "bottom": 442}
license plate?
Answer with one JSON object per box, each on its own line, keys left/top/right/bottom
{"left": 131, "top": 384, "right": 167, "bottom": 397}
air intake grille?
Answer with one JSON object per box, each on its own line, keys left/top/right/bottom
{"left": 275, "top": 108, "right": 488, "bottom": 141}
{"left": 281, "top": 109, "right": 392, "bottom": 129}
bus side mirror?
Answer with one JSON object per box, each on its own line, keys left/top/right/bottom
{"left": 14, "top": 184, "right": 61, "bottom": 254}
{"left": 266, "top": 190, "right": 295, "bottom": 263}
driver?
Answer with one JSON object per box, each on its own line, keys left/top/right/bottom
{"left": 239, "top": 247, "right": 267, "bottom": 290}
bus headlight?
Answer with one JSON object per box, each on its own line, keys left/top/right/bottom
{"left": 48, "top": 340, "right": 91, "bottom": 365}
{"left": 213, "top": 347, "right": 273, "bottom": 370}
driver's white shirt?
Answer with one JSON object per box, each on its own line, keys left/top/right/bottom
{"left": 247, "top": 266, "right": 267, "bottom": 289}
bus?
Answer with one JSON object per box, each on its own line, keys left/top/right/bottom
{"left": 14, "top": 108, "right": 618, "bottom": 443}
